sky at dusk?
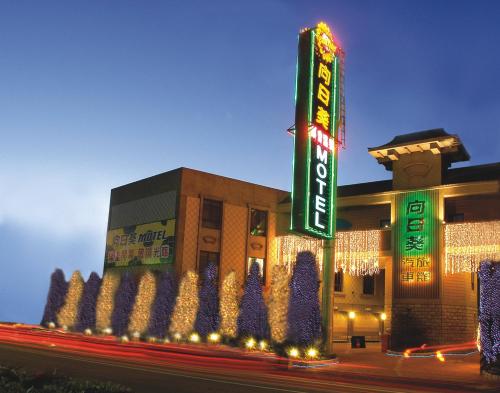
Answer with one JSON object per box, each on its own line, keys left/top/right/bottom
{"left": 1, "top": 0, "right": 499, "bottom": 324}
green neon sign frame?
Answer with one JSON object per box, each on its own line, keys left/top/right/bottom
{"left": 291, "top": 26, "right": 340, "bottom": 240}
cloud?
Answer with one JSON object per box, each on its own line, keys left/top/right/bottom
{"left": 0, "top": 162, "right": 110, "bottom": 240}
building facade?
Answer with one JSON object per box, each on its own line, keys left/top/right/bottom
{"left": 104, "top": 129, "right": 500, "bottom": 347}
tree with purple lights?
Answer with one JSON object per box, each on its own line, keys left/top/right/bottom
{"left": 75, "top": 272, "right": 102, "bottom": 332}
{"left": 287, "top": 251, "right": 321, "bottom": 346}
{"left": 148, "top": 270, "right": 177, "bottom": 338}
{"left": 195, "top": 262, "right": 220, "bottom": 337}
{"left": 111, "top": 272, "right": 138, "bottom": 337}
{"left": 237, "top": 261, "right": 269, "bottom": 340}
{"left": 479, "top": 261, "right": 500, "bottom": 374}
{"left": 41, "top": 269, "right": 68, "bottom": 327}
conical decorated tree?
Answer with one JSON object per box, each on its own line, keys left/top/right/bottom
{"left": 148, "top": 270, "right": 177, "bottom": 338}
{"left": 111, "top": 272, "right": 138, "bottom": 337}
{"left": 479, "top": 261, "right": 500, "bottom": 366}
{"left": 41, "top": 269, "right": 68, "bottom": 327}
{"left": 95, "top": 272, "right": 121, "bottom": 333}
{"left": 195, "top": 263, "right": 220, "bottom": 337}
{"left": 169, "top": 271, "right": 199, "bottom": 337}
{"left": 287, "top": 251, "right": 321, "bottom": 346}
{"left": 237, "top": 261, "right": 269, "bottom": 340}
{"left": 268, "top": 265, "right": 290, "bottom": 343}
{"left": 75, "top": 272, "right": 102, "bottom": 332}
{"left": 128, "top": 271, "right": 157, "bottom": 337}
{"left": 57, "top": 271, "right": 85, "bottom": 330}
{"left": 220, "top": 271, "right": 239, "bottom": 339}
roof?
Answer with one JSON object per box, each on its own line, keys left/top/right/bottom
{"left": 370, "top": 128, "right": 452, "bottom": 149}
{"left": 444, "top": 162, "right": 500, "bottom": 184}
{"left": 368, "top": 128, "right": 470, "bottom": 170}
{"left": 278, "top": 162, "right": 499, "bottom": 204}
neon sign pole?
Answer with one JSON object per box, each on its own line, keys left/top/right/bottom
{"left": 291, "top": 22, "right": 343, "bottom": 353}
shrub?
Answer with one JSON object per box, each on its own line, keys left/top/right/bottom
{"left": 40, "top": 269, "right": 68, "bottom": 327}
{"left": 195, "top": 263, "right": 220, "bottom": 337}
{"left": 169, "top": 271, "right": 199, "bottom": 337}
{"left": 57, "top": 271, "right": 85, "bottom": 330}
{"left": 219, "top": 271, "right": 239, "bottom": 339}
{"left": 147, "top": 270, "right": 177, "bottom": 339}
{"left": 479, "top": 261, "right": 500, "bottom": 370}
{"left": 128, "top": 271, "right": 157, "bottom": 336}
{"left": 75, "top": 272, "right": 102, "bottom": 332}
{"left": 268, "top": 265, "right": 289, "bottom": 343}
{"left": 237, "top": 261, "right": 269, "bottom": 340}
{"left": 287, "top": 251, "right": 321, "bottom": 346}
{"left": 0, "top": 365, "right": 132, "bottom": 392}
{"left": 95, "top": 272, "right": 121, "bottom": 333}
{"left": 111, "top": 273, "right": 138, "bottom": 337}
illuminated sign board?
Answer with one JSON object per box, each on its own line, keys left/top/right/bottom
{"left": 105, "top": 219, "right": 175, "bottom": 267}
{"left": 291, "top": 22, "right": 341, "bottom": 239}
{"left": 394, "top": 190, "right": 439, "bottom": 298}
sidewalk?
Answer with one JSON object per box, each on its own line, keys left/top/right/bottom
{"left": 326, "top": 342, "right": 492, "bottom": 386}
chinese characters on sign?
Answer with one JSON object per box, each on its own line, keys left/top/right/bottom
{"left": 395, "top": 189, "right": 439, "bottom": 298}
{"left": 400, "top": 199, "right": 432, "bottom": 283}
{"left": 291, "top": 22, "right": 342, "bottom": 239}
{"left": 104, "top": 219, "right": 175, "bottom": 267}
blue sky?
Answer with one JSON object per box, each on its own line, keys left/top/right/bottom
{"left": 0, "top": 0, "right": 499, "bottom": 324}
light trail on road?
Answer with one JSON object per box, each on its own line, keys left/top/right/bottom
{"left": 0, "top": 324, "right": 494, "bottom": 393}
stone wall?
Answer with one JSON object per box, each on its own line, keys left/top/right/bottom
{"left": 390, "top": 303, "right": 477, "bottom": 349}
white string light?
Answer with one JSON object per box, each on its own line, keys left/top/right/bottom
{"left": 445, "top": 221, "right": 500, "bottom": 274}
{"left": 277, "top": 235, "right": 323, "bottom": 273}
{"left": 276, "top": 229, "right": 381, "bottom": 276}
{"left": 335, "top": 230, "right": 380, "bottom": 276}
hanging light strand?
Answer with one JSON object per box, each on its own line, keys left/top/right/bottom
{"left": 277, "top": 235, "right": 323, "bottom": 273}
{"left": 445, "top": 221, "right": 500, "bottom": 274}
{"left": 335, "top": 230, "right": 381, "bottom": 276}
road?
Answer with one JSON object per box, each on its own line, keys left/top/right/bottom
{"left": 0, "top": 324, "right": 496, "bottom": 393}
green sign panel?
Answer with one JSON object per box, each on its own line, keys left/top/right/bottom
{"left": 291, "top": 22, "right": 341, "bottom": 240}
{"left": 393, "top": 189, "right": 440, "bottom": 298}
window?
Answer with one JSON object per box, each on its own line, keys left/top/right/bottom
{"left": 379, "top": 219, "right": 391, "bottom": 228}
{"left": 334, "top": 269, "right": 343, "bottom": 292}
{"left": 202, "top": 199, "right": 222, "bottom": 229}
{"left": 450, "top": 213, "right": 465, "bottom": 222}
{"left": 250, "top": 209, "right": 267, "bottom": 236}
{"left": 198, "top": 251, "right": 220, "bottom": 282}
{"left": 247, "top": 257, "right": 266, "bottom": 284}
{"left": 363, "top": 275, "right": 375, "bottom": 295}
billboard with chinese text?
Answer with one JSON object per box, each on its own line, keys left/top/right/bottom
{"left": 291, "top": 22, "right": 342, "bottom": 239}
{"left": 393, "top": 189, "right": 440, "bottom": 298}
{"left": 104, "top": 219, "right": 175, "bottom": 267}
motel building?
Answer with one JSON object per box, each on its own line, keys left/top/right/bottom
{"left": 103, "top": 128, "right": 500, "bottom": 348}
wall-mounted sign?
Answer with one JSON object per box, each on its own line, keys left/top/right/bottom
{"left": 394, "top": 190, "right": 440, "bottom": 298}
{"left": 291, "top": 22, "right": 342, "bottom": 239}
{"left": 105, "top": 219, "right": 176, "bottom": 267}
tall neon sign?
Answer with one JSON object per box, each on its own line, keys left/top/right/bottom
{"left": 291, "top": 22, "right": 342, "bottom": 239}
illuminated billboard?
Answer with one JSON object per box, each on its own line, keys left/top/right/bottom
{"left": 104, "top": 219, "right": 175, "bottom": 267}
{"left": 393, "top": 190, "right": 440, "bottom": 298}
{"left": 291, "top": 22, "right": 342, "bottom": 239}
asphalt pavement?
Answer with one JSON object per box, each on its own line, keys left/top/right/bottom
{"left": 0, "top": 324, "right": 497, "bottom": 393}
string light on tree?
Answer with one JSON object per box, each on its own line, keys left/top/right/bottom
{"left": 478, "top": 261, "right": 500, "bottom": 369}
{"left": 96, "top": 273, "right": 121, "bottom": 334}
{"left": 268, "top": 265, "right": 290, "bottom": 343}
{"left": 128, "top": 271, "right": 157, "bottom": 336}
{"left": 219, "top": 271, "right": 239, "bottom": 339}
{"left": 57, "top": 271, "right": 85, "bottom": 330}
{"left": 169, "top": 271, "right": 199, "bottom": 337}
